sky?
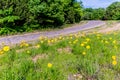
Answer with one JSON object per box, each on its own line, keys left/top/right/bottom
{"left": 79, "top": 0, "right": 120, "bottom": 8}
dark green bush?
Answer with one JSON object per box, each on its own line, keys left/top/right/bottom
{"left": 0, "top": 0, "right": 83, "bottom": 35}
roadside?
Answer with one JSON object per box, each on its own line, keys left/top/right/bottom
{"left": 0, "top": 21, "right": 87, "bottom": 37}
{"left": 99, "top": 22, "right": 120, "bottom": 33}
{"left": 0, "top": 21, "right": 105, "bottom": 46}
{"left": 82, "top": 21, "right": 120, "bottom": 34}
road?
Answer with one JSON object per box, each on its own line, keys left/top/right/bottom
{"left": 0, "top": 21, "right": 105, "bottom": 46}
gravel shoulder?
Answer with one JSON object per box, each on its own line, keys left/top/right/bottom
{"left": 0, "top": 20, "right": 105, "bottom": 46}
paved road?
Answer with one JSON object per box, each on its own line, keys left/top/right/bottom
{"left": 0, "top": 21, "right": 105, "bottom": 46}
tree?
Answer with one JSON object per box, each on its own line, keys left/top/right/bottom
{"left": 63, "top": 0, "right": 83, "bottom": 23}
{"left": 0, "top": 0, "right": 30, "bottom": 31}
{"left": 92, "top": 8, "right": 105, "bottom": 20}
{"left": 0, "top": 0, "right": 83, "bottom": 34}
{"left": 82, "top": 8, "right": 105, "bottom": 20}
{"left": 82, "top": 8, "right": 93, "bottom": 20}
{"left": 106, "top": 2, "right": 120, "bottom": 20}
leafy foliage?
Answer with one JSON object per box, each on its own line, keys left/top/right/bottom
{"left": 0, "top": 1, "right": 120, "bottom": 35}
{"left": 82, "top": 8, "right": 105, "bottom": 20}
{"left": 82, "top": 1, "right": 120, "bottom": 20}
{"left": 105, "top": 2, "right": 120, "bottom": 20}
{"left": 0, "top": 0, "right": 83, "bottom": 35}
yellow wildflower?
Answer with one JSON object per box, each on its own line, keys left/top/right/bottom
{"left": 51, "top": 39, "right": 54, "bottom": 43}
{"left": 82, "top": 52, "right": 86, "bottom": 55}
{"left": 109, "top": 37, "right": 112, "bottom": 40}
{"left": 113, "top": 40, "right": 116, "bottom": 44}
{"left": 70, "top": 37, "right": 73, "bottom": 39}
{"left": 41, "top": 40, "right": 44, "bottom": 43}
{"left": 48, "top": 63, "right": 52, "bottom": 68}
{"left": 20, "top": 41, "right": 29, "bottom": 47}
{"left": 86, "top": 38, "right": 90, "bottom": 42}
{"left": 86, "top": 45, "right": 90, "bottom": 49}
{"left": 112, "top": 56, "right": 116, "bottom": 60}
{"left": 0, "top": 50, "right": 4, "bottom": 55}
{"left": 80, "top": 43, "right": 84, "bottom": 47}
{"left": 25, "top": 43, "right": 29, "bottom": 47}
{"left": 36, "top": 44, "right": 40, "bottom": 48}
{"left": 73, "top": 41, "right": 76, "bottom": 44}
{"left": 59, "top": 36, "right": 62, "bottom": 39}
{"left": 27, "top": 50, "right": 30, "bottom": 54}
{"left": 105, "top": 41, "right": 109, "bottom": 44}
{"left": 3, "top": 46, "right": 10, "bottom": 52}
{"left": 48, "top": 40, "right": 51, "bottom": 44}
{"left": 112, "top": 60, "right": 117, "bottom": 66}
{"left": 84, "top": 42, "right": 88, "bottom": 44}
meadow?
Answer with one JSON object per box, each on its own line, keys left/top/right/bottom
{"left": 0, "top": 31, "right": 120, "bottom": 80}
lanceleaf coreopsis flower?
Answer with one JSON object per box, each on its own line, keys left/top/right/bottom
{"left": 112, "top": 56, "right": 116, "bottom": 60}
{"left": 82, "top": 52, "right": 86, "bottom": 55}
{"left": 86, "top": 45, "right": 90, "bottom": 49}
{"left": 112, "top": 60, "right": 117, "bottom": 66}
{"left": 80, "top": 43, "right": 84, "bottom": 47}
{"left": 20, "top": 41, "right": 29, "bottom": 47}
{"left": 35, "top": 44, "right": 40, "bottom": 48}
{"left": 3, "top": 46, "right": 10, "bottom": 52}
{"left": 48, "top": 63, "right": 52, "bottom": 68}
{"left": 0, "top": 50, "right": 4, "bottom": 55}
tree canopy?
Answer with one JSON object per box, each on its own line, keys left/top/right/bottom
{"left": 82, "top": 2, "right": 120, "bottom": 20}
{"left": 0, "top": 0, "right": 83, "bottom": 34}
{"left": 0, "top": 1, "right": 120, "bottom": 35}
{"left": 105, "top": 2, "right": 120, "bottom": 20}
{"left": 82, "top": 8, "right": 105, "bottom": 20}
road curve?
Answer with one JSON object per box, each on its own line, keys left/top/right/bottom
{"left": 0, "top": 21, "right": 105, "bottom": 46}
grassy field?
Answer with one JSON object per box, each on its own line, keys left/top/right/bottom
{"left": 0, "top": 30, "right": 120, "bottom": 80}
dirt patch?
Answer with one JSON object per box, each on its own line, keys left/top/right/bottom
{"left": 32, "top": 54, "right": 48, "bottom": 63}
{"left": 68, "top": 73, "right": 83, "bottom": 80}
{"left": 57, "top": 47, "right": 72, "bottom": 54}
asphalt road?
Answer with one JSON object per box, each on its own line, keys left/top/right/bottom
{"left": 0, "top": 21, "right": 105, "bottom": 46}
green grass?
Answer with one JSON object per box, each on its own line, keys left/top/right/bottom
{"left": 0, "top": 31, "right": 120, "bottom": 80}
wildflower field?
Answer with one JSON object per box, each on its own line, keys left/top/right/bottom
{"left": 0, "top": 31, "right": 120, "bottom": 80}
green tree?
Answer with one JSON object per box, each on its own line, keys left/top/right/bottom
{"left": 82, "top": 8, "right": 105, "bottom": 20}
{"left": 28, "top": 0, "right": 65, "bottom": 28}
{"left": 0, "top": 0, "right": 30, "bottom": 31}
{"left": 106, "top": 2, "right": 120, "bottom": 20}
{"left": 63, "top": 0, "right": 83, "bottom": 23}
{"left": 82, "top": 8, "right": 93, "bottom": 20}
{"left": 92, "top": 8, "right": 105, "bottom": 20}
{"left": 0, "top": 0, "right": 83, "bottom": 34}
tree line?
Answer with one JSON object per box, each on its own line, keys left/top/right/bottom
{"left": 0, "top": 0, "right": 120, "bottom": 35}
{"left": 82, "top": 2, "right": 120, "bottom": 20}
{"left": 0, "top": 0, "right": 82, "bottom": 34}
